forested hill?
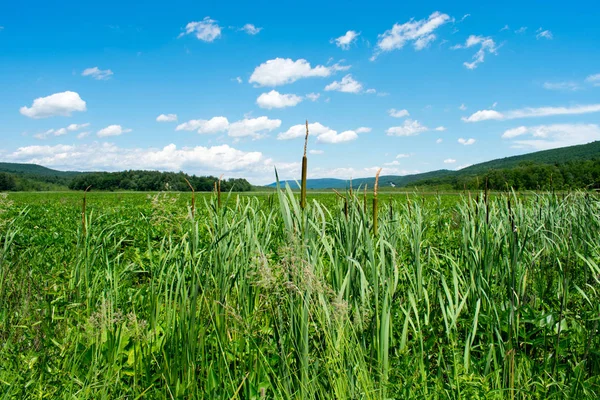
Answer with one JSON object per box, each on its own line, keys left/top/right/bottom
{"left": 0, "top": 165, "right": 252, "bottom": 192}
{"left": 269, "top": 141, "right": 600, "bottom": 190}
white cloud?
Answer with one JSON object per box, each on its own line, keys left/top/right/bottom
{"left": 97, "top": 125, "right": 132, "bottom": 137}
{"left": 20, "top": 91, "right": 87, "bottom": 119}
{"left": 235, "top": 77, "right": 243, "bottom": 83}
{"left": 324, "top": 74, "right": 363, "bottom": 93}
{"left": 228, "top": 116, "right": 281, "bottom": 139}
{"left": 373, "top": 11, "right": 450, "bottom": 58}
{"left": 459, "top": 14, "right": 470, "bottom": 23}
{"left": 436, "top": 138, "right": 443, "bottom": 143}
{"left": 278, "top": 122, "right": 330, "bottom": 140}
{"left": 365, "top": 88, "right": 377, "bottom": 94}
{"left": 156, "top": 114, "right": 178, "bottom": 122}
{"left": 500, "top": 25, "right": 510, "bottom": 32}
{"left": 543, "top": 82, "right": 580, "bottom": 91}
{"left": 256, "top": 90, "right": 303, "bottom": 109}
{"left": 4, "top": 143, "right": 277, "bottom": 181}
{"left": 240, "top": 24, "right": 262, "bottom": 35}
{"left": 458, "top": 138, "right": 476, "bottom": 145}
{"left": 536, "top": 28, "right": 553, "bottom": 40}
{"left": 388, "top": 108, "right": 409, "bottom": 118}
{"left": 317, "top": 130, "right": 358, "bottom": 143}
{"left": 81, "top": 67, "right": 113, "bottom": 80}
{"left": 249, "top": 58, "right": 349, "bottom": 87}
{"left": 180, "top": 17, "right": 222, "bottom": 42}
{"left": 309, "top": 149, "right": 324, "bottom": 155}
{"left": 586, "top": 73, "right": 600, "bottom": 87}
{"left": 434, "top": 126, "right": 446, "bottom": 131}
{"left": 491, "top": 102, "right": 498, "bottom": 108}
{"left": 176, "top": 117, "right": 230, "bottom": 134}
{"left": 385, "top": 160, "right": 400, "bottom": 166}
{"left": 452, "top": 35, "right": 498, "bottom": 69}
{"left": 396, "top": 153, "right": 410, "bottom": 159}
{"left": 463, "top": 103, "right": 600, "bottom": 122}
{"left": 306, "top": 92, "right": 320, "bottom": 101}
{"left": 77, "top": 131, "right": 90, "bottom": 139}
{"left": 332, "top": 30, "right": 360, "bottom": 50}
{"left": 278, "top": 122, "right": 368, "bottom": 143}
{"left": 386, "top": 119, "right": 428, "bottom": 136}
{"left": 502, "top": 126, "right": 528, "bottom": 138}
{"left": 444, "top": 158, "right": 456, "bottom": 163}
{"left": 515, "top": 27, "right": 527, "bottom": 34}
{"left": 502, "top": 123, "right": 600, "bottom": 150}
{"left": 459, "top": 103, "right": 467, "bottom": 111}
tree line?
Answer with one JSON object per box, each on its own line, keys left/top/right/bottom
{"left": 67, "top": 170, "right": 253, "bottom": 192}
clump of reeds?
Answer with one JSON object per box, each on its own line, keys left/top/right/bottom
{"left": 373, "top": 168, "right": 381, "bottom": 236}
{"left": 300, "top": 120, "right": 309, "bottom": 210}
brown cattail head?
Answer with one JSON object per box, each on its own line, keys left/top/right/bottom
{"left": 300, "top": 120, "right": 309, "bottom": 210}
{"left": 374, "top": 168, "right": 382, "bottom": 199}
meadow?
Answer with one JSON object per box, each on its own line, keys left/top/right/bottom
{"left": 1, "top": 187, "right": 599, "bottom": 399}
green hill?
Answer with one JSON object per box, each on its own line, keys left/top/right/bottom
{"left": 268, "top": 141, "right": 600, "bottom": 190}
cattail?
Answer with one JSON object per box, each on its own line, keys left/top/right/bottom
{"left": 82, "top": 185, "right": 91, "bottom": 236}
{"left": 184, "top": 177, "right": 195, "bottom": 219}
{"left": 300, "top": 120, "right": 309, "bottom": 210}
{"left": 373, "top": 168, "right": 381, "bottom": 236}
{"left": 218, "top": 175, "right": 223, "bottom": 208}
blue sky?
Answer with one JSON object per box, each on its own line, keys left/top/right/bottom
{"left": 1, "top": 0, "right": 599, "bottom": 184}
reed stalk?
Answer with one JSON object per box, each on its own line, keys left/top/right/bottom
{"left": 300, "top": 120, "right": 309, "bottom": 210}
{"left": 373, "top": 168, "right": 381, "bottom": 236}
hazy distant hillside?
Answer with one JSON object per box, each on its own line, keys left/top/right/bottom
{"left": 268, "top": 141, "right": 600, "bottom": 190}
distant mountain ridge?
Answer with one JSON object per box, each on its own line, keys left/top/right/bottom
{"left": 268, "top": 141, "right": 600, "bottom": 189}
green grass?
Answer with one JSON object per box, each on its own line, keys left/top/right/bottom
{"left": 1, "top": 189, "right": 599, "bottom": 398}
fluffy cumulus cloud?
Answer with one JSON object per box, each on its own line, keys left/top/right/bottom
{"left": 97, "top": 125, "right": 132, "bottom": 137}
{"left": 434, "top": 126, "right": 446, "bottom": 131}
{"left": 458, "top": 138, "right": 476, "bottom": 145}
{"left": 256, "top": 90, "right": 303, "bottom": 109}
{"left": 3, "top": 142, "right": 291, "bottom": 183}
{"left": 176, "top": 116, "right": 280, "bottom": 139}
{"left": 180, "top": 17, "right": 222, "bottom": 42}
{"left": 388, "top": 108, "right": 409, "bottom": 118}
{"left": 156, "top": 114, "right": 178, "bottom": 122}
{"left": 249, "top": 58, "right": 349, "bottom": 87}
{"left": 452, "top": 35, "right": 498, "bottom": 69}
{"left": 463, "top": 103, "right": 600, "bottom": 122}
{"left": 81, "top": 67, "right": 113, "bottom": 80}
{"left": 277, "top": 122, "right": 368, "bottom": 144}
{"left": 332, "top": 30, "right": 360, "bottom": 50}
{"left": 34, "top": 123, "right": 90, "bottom": 139}
{"left": 228, "top": 116, "right": 281, "bottom": 139}
{"left": 372, "top": 11, "right": 450, "bottom": 59}
{"left": 386, "top": 119, "right": 428, "bottom": 136}
{"left": 324, "top": 74, "right": 363, "bottom": 93}
{"left": 501, "top": 124, "right": 600, "bottom": 150}
{"left": 20, "top": 91, "right": 87, "bottom": 119}
{"left": 240, "top": 24, "right": 262, "bottom": 35}
{"left": 176, "top": 117, "right": 230, "bottom": 134}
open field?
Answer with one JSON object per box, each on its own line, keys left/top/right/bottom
{"left": 1, "top": 189, "right": 600, "bottom": 398}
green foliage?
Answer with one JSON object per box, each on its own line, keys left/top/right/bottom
{"left": 1, "top": 190, "right": 599, "bottom": 398}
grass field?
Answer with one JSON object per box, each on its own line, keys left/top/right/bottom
{"left": 1, "top": 188, "right": 600, "bottom": 399}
